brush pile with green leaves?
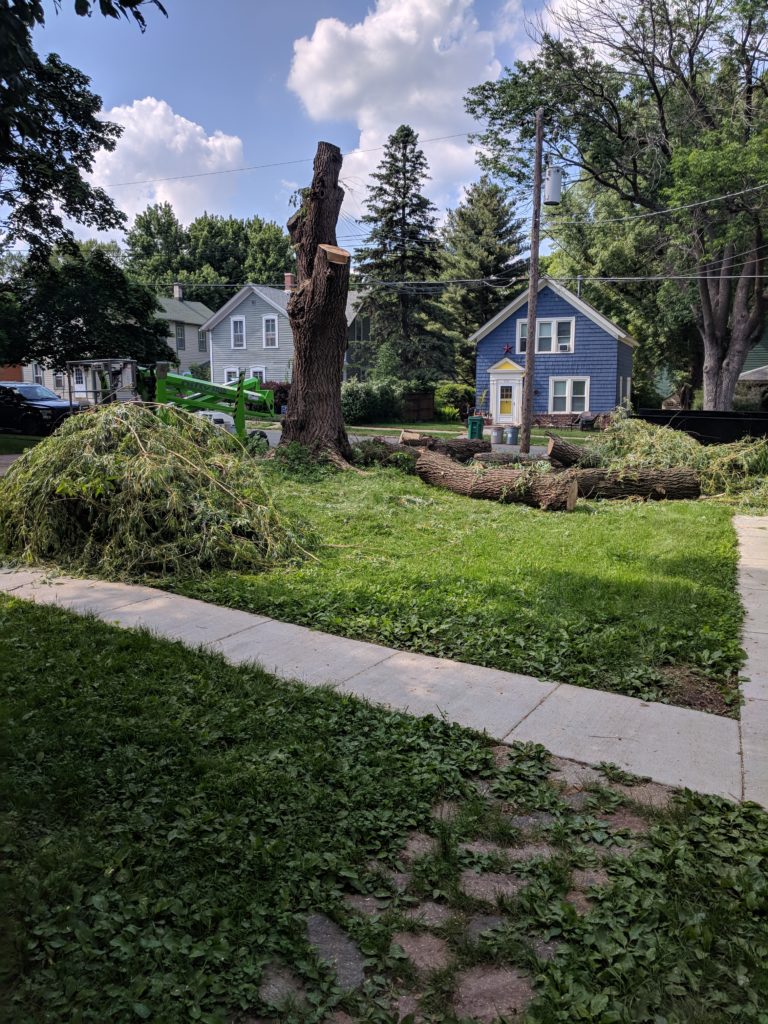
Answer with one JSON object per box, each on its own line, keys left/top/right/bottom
{"left": 0, "top": 405, "right": 310, "bottom": 577}
{"left": 590, "top": 411, "right": 768, "bottom": 511}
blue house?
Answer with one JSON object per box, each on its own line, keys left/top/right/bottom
{"left": 471, "top": 278, "right": 636, "bottom": 425}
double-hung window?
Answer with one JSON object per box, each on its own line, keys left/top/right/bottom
{"left": 224, "top": 366, "right": 239, "bottom": 384}
{"left": 53, "top": 371, "right": 64, "bottom": 389}
{"left": 32, "top": 363, "right": 43, "bottom": 385}
{"left": 249, "top": 366, "right": 266, "bottom": 384}
{"left": 263, "top": 316, "right": 278, "bottom": 349}
{"left": 175, "top": 322, "right": 186, "bottom": 351}
{"left": 231, "top": 317, "right": 246, "bottom": 350}
{"left": 198, "top": 330, "right": 207, "bottom": 353}
{"left": 536, "top": 319, "right": 574, "bottom": 353}
{"left": 518, "top": 318, "right": 574, "bottom": 353}
{"left": 550, "top": 377, "right": 589, "bottom": 414}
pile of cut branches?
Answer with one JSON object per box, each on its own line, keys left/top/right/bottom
{"left": 0, "top": 405, "right": 311, "bottom": 577}
{"left": 550, "top": 410, "right": 768, "bottom": 510}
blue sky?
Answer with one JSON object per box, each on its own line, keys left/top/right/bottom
{"left": 34, "top": 0, "right": 535, "bottom": 246}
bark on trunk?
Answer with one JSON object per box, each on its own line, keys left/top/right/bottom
{"left": 546, "top": 435, "right": 601, "bottom": 467}
{"left": 415, "top": 450, "right": 578, "bottom": 511}
{"left": 696, "top": 236, "right": 766, "bottom": 411}
{"left": 281, "top": 142, "right": 352, "bottom": 462}
{"left": 569, "top": 467, "right": 700, "bottom": 500}
{"left": 474, "top": 452, "right": 547, "bottom": 466}
{"left": 399, "top": 431, "right": 491, "bottom": 462}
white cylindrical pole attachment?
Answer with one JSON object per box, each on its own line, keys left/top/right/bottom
{"left": 543, "top": 165, "right": 563, "bottom": 205}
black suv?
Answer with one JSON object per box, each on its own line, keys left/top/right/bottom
{"left": 0, "top": 381, "right": 76, "bottom": 435}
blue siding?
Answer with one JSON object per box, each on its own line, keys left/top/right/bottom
{"left": 475, "top": 286, "right": 629, "bottom": 415}
{"left": 616, "top": 340, "right": 633, "bottom": 404}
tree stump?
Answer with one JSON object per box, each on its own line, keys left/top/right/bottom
{"left": 281, "top": 141, "right": 352, "bottom": 463}
{"left": 415, "top": 450, "right": 578, "bottom": 511}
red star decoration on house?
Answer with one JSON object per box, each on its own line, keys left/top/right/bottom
{"left": 502, "top": 343, "right": 513, "bottom": 354}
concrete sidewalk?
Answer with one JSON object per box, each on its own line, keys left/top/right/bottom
{"left": 2, "top": 515, "right": 766, "bottom": 806}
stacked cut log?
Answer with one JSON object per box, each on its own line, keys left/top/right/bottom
{"left": 474, "top": 452, "right": 547, "bottom": 467}
{"left": 546, "top": 434, "right": 701, "bottom": 499}
{"left": 415, "top": 450, "right": 578, "bottom": 511}
{"left": 546, "top": 434, "right": 602, "bottom": 467}
{"left": 569, "top": 466, "right": 701, "bottom": 500}
{"left": 399, "top": 430, "right": 490, "bottom": 463}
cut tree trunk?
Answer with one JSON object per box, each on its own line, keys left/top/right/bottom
{"left": 399, "top": 431, "right": 490, "bottom": 462}
{"left": 568, "top": 467, "right": 701, "bottom": 500}
{"left": 546, "top": 434, "right": 601, "bottom": 467}
{"left": 474, "top": 452, "right": 547, "bottom": 466}
{"left": 281, "top": 141, "right": 352, "bottom": 462}
{"left": 415, "top": 450, "right": 578, "bottom": 511}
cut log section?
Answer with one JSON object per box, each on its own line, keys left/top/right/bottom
{"left": 474, "top": 452, "right": 548, "bottom": 466}
{"left": 546, "top": 434, "right": 601, "bottom": 467}
{"left": 415, "top": 450, "right": 578, "bottom": 511}
{"left": 569, "top": 467, "right": 701, "bottom": 500}
{"left": 399, "top": 431, "right": 491, "bottom": 462}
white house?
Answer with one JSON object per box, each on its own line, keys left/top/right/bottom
{"left": 199, "top": 273, "right": 365, "bottom": 386}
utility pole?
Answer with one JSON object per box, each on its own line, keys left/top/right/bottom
{"left": 519, "top": 106, "right": 544, "bottom": 455}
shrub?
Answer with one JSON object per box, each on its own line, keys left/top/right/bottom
{"left": 0, "top": 405, "right": 311, "bottom": 577}
{"left": 341, "top": 379, "right": 404, "bottom": 424}
{"left": 435, "top": 403, "right": 460, "bottom": 422}
{"left": 435, "top": 380, "right": 474, "bottom": 415}
{"left": 263, "top": 380, "right": 291, "bottom": 413}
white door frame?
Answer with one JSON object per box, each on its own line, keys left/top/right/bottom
{"left": 489, "top": 371, "right": 523, "bottom": 424}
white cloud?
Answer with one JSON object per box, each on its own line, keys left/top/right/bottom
{"left": 90, "top": 97, "right": 245, "bottom": 228}
{"left": 287, "top": 0, "right": 502, "bottom": 221}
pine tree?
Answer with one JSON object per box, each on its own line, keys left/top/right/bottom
{"left": 441, "top": 177, "right": 526, "bottom": 384}
{"left": 355, "top": 125, "right": 451, "bottom": 381}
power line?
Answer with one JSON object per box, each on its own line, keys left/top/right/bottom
{"left": 545, "top": 181, "right": 768, "bottom": 226}
{"left": 101, "top": 132, "right": 473, "bottom": 190}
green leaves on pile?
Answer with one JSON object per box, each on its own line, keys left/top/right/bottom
{"left": 0, "top": 405, "right": 311, "bottom": 577}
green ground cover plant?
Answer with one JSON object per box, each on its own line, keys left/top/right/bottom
{"left": 181, "top": 463, "right": 743, "bottom": 711}
{"left": 2, "top": 599, "right": 767, "bottom": 1023}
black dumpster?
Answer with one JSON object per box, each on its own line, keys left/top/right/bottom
{"left": 635, "top": 409, "right": 768, "bottom": 444}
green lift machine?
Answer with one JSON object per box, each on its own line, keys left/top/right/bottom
{"left": 153, "top": 362, "right": 275, "bottom": 440}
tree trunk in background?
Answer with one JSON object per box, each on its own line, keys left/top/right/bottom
{"left": 399, "top": 431, "right": 491, "bottom": 462}
{"left": 415, "top": 450, "right": 578, "bottom": 511}
{"left": 281, "top": 142, "right": 352, "bottom": 463}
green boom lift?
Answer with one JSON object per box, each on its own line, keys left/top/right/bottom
{"left": 153, "top": 362, "right": 275, "bottom": 440}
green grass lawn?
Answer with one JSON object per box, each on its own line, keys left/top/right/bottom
{"left": 180, "top": 464, "right": 743, "bottom": 711}
{"left": 0, "top": 434, "right": 41, "bottom": 455}
{"left": 2, "top": 598, "right": 767, "bottom": 1023}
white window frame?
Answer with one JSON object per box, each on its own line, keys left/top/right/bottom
{"left": 262, "top": 315, "right": 278, "bottom": 349}
{"left": 53, "top": 371, "right": 64, "bottom": 389}
{"left": 74, "top": 366, "right": 84, "bottom": 386}
{"left": 32, "top": 363, "right": 43, "bottom": 385}
{"left": 549, "top": 376, "right": 590, "bottom": 414}
{"left": 175, "top": 321, "right": 186, "bottom": 351}
{"left": 223, "top": 366, "right": 240, "bottom": 385}
{"left": 248, "top": 366, "right": 267, "bottom": 384}
{"left": 516, "top": 317, "right": 575, "bottom": 354}
{"left": 198, "top": 329, "right": 208, "bottom": 354}
{"left": 230, "top": 316, "right": 246, "bottom": 350}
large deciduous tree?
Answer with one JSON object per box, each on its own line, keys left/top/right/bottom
{"left": 466, "top": 0, "right": 768, "bottom": 410}
{"left": 441, "top": 176, "right": 526, "bottom": 384}
{"left": 281, "top": 142, "right": 352, "bottom": 464}
{"left": 0, "top": 1, "right": 166, "bottom": 254}
{"left": 0, "top": 247, "right": 173, "bottom": 368}
{"left": 356, "top": 125, "right": 452, "bottom": 380}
